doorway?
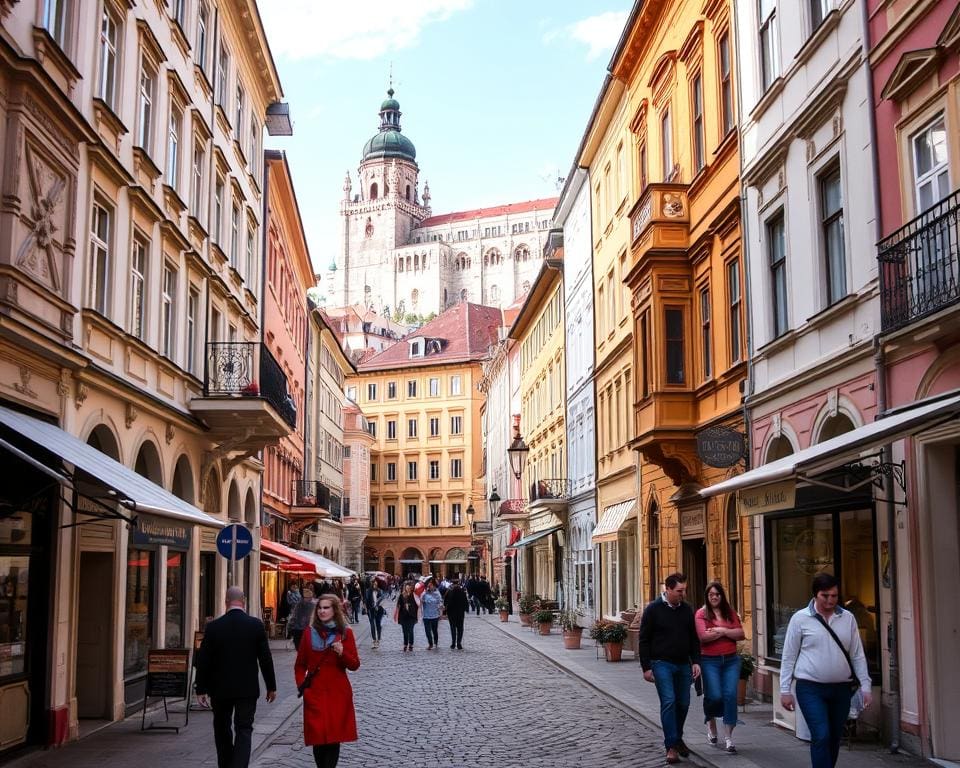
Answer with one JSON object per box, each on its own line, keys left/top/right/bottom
{"left": 682, "top": 539, "right": 707, "bottom": 608}
{"left": 76, "top": 551, "right": 113, "bottom": 719}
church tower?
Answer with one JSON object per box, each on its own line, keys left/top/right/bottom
{"left": 333, "top": 89, "right": 430, "bottom": 314}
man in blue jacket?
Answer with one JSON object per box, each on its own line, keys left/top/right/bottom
{"left": 638, "top": 572, "right": 702, "bottom": 764}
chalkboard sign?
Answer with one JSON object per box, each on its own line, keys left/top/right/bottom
{"left": 145, "top": 649, "right": 191, "bottom": 698}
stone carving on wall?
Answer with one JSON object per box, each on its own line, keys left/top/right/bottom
{"left": 125, "top": 403, "right": 138, "bottom": 429}
{"left": 165, "top": 422, "right": 175, "bottom": 445}
{"left": 13, "top": 367, "right": 37, "bottom": 399}
{"left": 74, "top": 383, "right": 88, "bottom": 409}
{"left": 16, "top": 143, "right": 66, "bottom": 291}
{"left": 662, "top": 193, "right": 684, "bottom": 218}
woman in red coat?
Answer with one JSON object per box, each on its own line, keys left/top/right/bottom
{"left": 295, "top": 594, "right": 360, "bottom": 768}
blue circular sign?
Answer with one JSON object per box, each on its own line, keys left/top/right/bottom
{"left": 216, "top": 524, "right": 253, "bottom": 560}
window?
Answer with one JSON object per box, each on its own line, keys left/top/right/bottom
{"left": 217, "top": 43, "right": 229, "bottom": 107}
{"left": 245, "top": 223, "right": 255, "bottom": 282}
{"left": 124, "top": 549, "right": 154, "bottom": 677}
{"left": 728, "top": 260, "right": 743, "bottom": 363}
{"left": 248, "top": 116, "right": 259, "bottom": 173}
{"left": 913, "top": 116, "right": 950, "bottom": 213}
{"left": 429, "top": 417, "right": 440, "bottom": 437}
{"left": 43, "top": 0, "right": 68, "bottom": 47}
{"left": 167, "top": 103, "right": 182, "bottom": 188}
{"left": 810, "top": 0, "right": 830, "bottom": 30}
{"left": 719, "top": 33, "right": 733, "bottom": 135}
{"left": 370, "top": 505, "right": 377, "bottom": 527}
{"left": 691, "top": 74, "right": 705, "bottom": 172}
{"left": 161, "top": 264, "right": 176, "bottom": 358}
{"left": 768, "top": 213, "right": 788, "bottom": 337}
{"left": 647, "top": 502, "right": 660, "bottom": 601}
{"left": 428, "top": 377, "right": 439, "bottom": 397}
{"left": 660, "top": 110, "right": 672, "bottom": 181}
{"left": 407, "top": 505, "right": 418, "bottom": 527}
{"left": 235, "top": 82, "right": 245, "bottom": 140}
{"left": 407, "top": 418, "right": 418, "bottom": 438}
{"left": 387, "top": 420, "right": 397, "bottom": 440}
{"left": 699, "top": 287, "right": 711, "bottom": 380}
{"left": 407, "top": 461, "right": 417, "bottom": 481}
{"left": 97, "top": 7, "right": 119, "bottom": 108}
{"left": 196, "top": 1, "right": 210, "bottom": 71}
{"left": 407, "top": 380, "right": 417, "bottom": 397}
{"left": 429, "top": 504, "right": 440, "bottom": 527}
{"left": 386, "top": 462, "right": 396, "bottom": 481}
{"left": 367, "top": 420, "right": 377, "bottom": 438}
{"left": 386, "top": 505, "right": 396, "bottom": 527}
{"left": 370, "top": 463, "right": 378, "bottom": 482}
{"left": 89, "top": 200, "right": 111, "bottom": 314}
{"left": 367, "top": 382, "right": 378, "bottom": 401}
{"left": 639, "top": 141, "right": 648, "bottom": 190}
{"left": 640, "top": 312, "right": 650, "bottom": 398}
{"left": 130, "top": 236, "right": 147, "bottom": 340}
{"left": 450, "top": 416, "right": 462, "bottom": 435}
{"left": 759, "top": 0, "right": 779, "bottom": 91}
{"left": 450, "top": 375, "right": 462, "bottom": 395}
{"left": 450, "top": 459, "right": 463, "bottom": 479}
{"left": 191, "top": 141, "right": 205, "bottom": 218}
{"left": 820, "top": 167, "right": 846, "bottom": 304}
{"left": 230, "top": 202, "right": 240, "bottom": 268}
{"left": 429, "top": 460, "right": 440, "bottom": 480}
{"left": 665, "top": 308, "right": 685, "bottom": 385}
{"left": 136, "top": 61, "right": 155, "bottom": 151}
{"left": 387, "top": 381, "right": 397, "bottom": 399}
{"left": 213, "top": 173, "right": 224, "bottom": 243}
{"left": 172, "top": 0, "right": 186, "bottom": 26}
{"left": 451, "top": 503, "right": 462, "bottom": 526}
{"left": 187, "top": 287, "right": 199, "bottom": 375}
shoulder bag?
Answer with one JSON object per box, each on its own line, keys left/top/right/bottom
{"left": 812, "top": 613, "right": 860, "bottom": 692}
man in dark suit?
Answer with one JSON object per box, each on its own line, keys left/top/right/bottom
{"left": 195, "top": 586, "right": 277, "bottom": 768}
{"left": 443, "top": 578, "right": 469, "bottom": 650}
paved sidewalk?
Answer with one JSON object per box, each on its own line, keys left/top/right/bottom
{"left": 488, "top": 613, "right": 929, "bottom": 768}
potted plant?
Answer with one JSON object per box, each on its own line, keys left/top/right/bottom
{"left": 737, "top": 646, "right": 756, "bottom": 705}
{"left": 494, "top": 596, "right": 509, "bottom": 622}
{"left": 533, "top": 608, "right": 555, "bottom": 635}
{"left": 517, "top": 594, "right": 539, "bottom": 627}
{"left": 558, "top": 611, "right": 583, "bottom": 649}
{"left": 601, "top": 621, "right": 628, "bottom": 662}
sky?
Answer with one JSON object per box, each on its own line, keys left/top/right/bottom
{"left": 258, "top": 0, "right": 631, "bottom": 274}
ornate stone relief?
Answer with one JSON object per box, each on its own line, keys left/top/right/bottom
{"left": 827, "top": 389, "right": 839, "bottom": 417}
{"left": 662, "top": 193, "right": 684, "bottom": 218}
{"left": 57, "top": 369, "right": 70, "bottom": 398}
{"left": 125, "top": 403, "right": 138, "bottom": 429}
{"left": 13, "top": 367, "right": 37, "bottom": 399}
{"left": 74, "top": 383, "right": 88, "bottom": 409}
{"left": 772, "top": 412, "right": 782, "bottom": 438}
{"left": 165, "top": 422, "right": 175, "bottom": 445}
{"left": 806, "top": 140, "right": 816, "bottom": 161}
{"left": 16, "top": 144, "right": 66, "bottom": 290}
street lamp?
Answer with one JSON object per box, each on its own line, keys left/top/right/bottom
{"left": 507, "top": 427, "right": 530, "bottom": 481}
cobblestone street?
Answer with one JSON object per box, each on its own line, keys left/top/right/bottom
{"left": 255, "top": 614, "right": 673, "bottom": 768}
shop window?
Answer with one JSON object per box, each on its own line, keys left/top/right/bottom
{"left": 124, "top": 549, "right": 155, "bottom": 678}
{"left": 0, "top": 556, "right": 30, "bottom": 678}
{"left": 165, "top": 551, "right": 186, "bottom": 648}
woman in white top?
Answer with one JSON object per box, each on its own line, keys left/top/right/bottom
{"left": 779, "top": 573, "right": 872, "bottom": 768}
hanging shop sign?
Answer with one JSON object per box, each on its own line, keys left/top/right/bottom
{"left": 131, "top": 515, "right": 190, "bottom": 549}
{"left": 737, "top": 480, "right": 796, "bottom": 517}
{"left": 696, "top": 426, "right": 746, "bottom": 468}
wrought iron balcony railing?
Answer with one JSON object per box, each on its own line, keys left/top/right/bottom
{"left": 329, "top": 494, "right": 342, "bottom": 523}
{"left": 292, "top": 480, "right": 330, "bottom": 508}
{"left": 471, "top": 520, "right": 493, "bottom": 534}
{"left": 878, "top": 190, "right": 960, "bottom": 333}
{"left": 498, "top": 499, "right": 526, "bottom": 517}
{"left": 528, "top": 478, "right": 572, "bottom": 503}
{"left": 205, "top": 342, "right": 297, "bottom": 428}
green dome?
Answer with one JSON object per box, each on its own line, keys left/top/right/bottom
{"left": 362, "top": 130, "right": 417, "bottom": 162}
{"left": 381, "top": 97, "right": 400, "bottom": 111}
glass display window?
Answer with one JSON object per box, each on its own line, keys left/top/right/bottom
{"left": 0, "top": 556, "right": 29, "bottom": 678}
{"left": 165, "top": 551, "right": 186, "bottom": 648}
{"left": 124, "top": 548, "right": 155, "bottom": 678}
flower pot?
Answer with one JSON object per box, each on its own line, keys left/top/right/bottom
{"left": 562, "top": 628, "right": 583, "bottom": 650}
{"left": 538, "top": 621, "right": 553, "bottom": 636}
{"left": 498, "top": 610, "right": 509, "bottom": 622}
{"left": 519, "top": 612, "right": 532, "bottom": 627}
{"left": 604, "top": 641, "right": 623, "bottom": 662}
{"left": 737, "top": 678, "right": 747, "bottom": 706}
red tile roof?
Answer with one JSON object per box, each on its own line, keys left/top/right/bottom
{"left": 417, "top": 198, "right": 559, "bottom": 228}
{"left": 357, "top": 302, "right": 502, "bottom": 371}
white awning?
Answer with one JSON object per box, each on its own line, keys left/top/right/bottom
{"left": 700, "top": 392, "right": 960, "bottom": 499}
{"left": 428, "top": 559, "right": 467, "bottom": 564}
{"left": 293, "top": 549, "right": 356, "bottom": 578}
{"left": 0, "top": 405, "right": 222, "bottom": 528}
{"left": 512, "top": 526, "right": 562, "bottom": 548}
{"left": 591, "top": 499, "right": 637, "bottom": 544}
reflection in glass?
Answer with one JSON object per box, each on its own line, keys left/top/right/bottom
{"left": 165, "top": 551, "right": 185, "bottom": 648}
{"left": 124, "top": 549, "right": 154, "bottom": 677}
{"left": 0, "top": 556, "right": 29, "bottom": 678}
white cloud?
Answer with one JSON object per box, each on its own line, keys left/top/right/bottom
{"left": 259, "top": 0, "right": 473, "bottom": 61}
{"left": 543, "top": 10, "right": 628, "bottom": 62}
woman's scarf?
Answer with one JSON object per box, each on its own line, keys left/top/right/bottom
{"left": 310, "top": 622, "right": 340, "bottom": 651}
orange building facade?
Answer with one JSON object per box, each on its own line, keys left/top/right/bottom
{"left": 616, "top": 0, "right": 751, "bottom": 625}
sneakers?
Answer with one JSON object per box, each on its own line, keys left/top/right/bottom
{"left": 725, "top": 739, "right": 737, "bottom": 753}
{"left": 706, "top": 726, "right": 717, "bottom": 745}
{"left": 665, "top": 747, "right": 680, "bottom": 764}
{"left": 372, "top": 640, "right": 379, "bottom": 649}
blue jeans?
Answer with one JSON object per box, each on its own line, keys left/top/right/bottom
{"left": 795, "top": 680, "right": 853, "bottom": 768}
{"left": 367, "top": 607, "right": 383, "bottom": 640}
{"left": 400, "top": 618, "right": 417, "bottom": 646}
{"left": 652, "top": 660, "right": 692, "bottom": 749}
{"left": 701, "top": 654, "right": 741, "bottom": 726}
{"left": 423, "top": 618, "right": 439, "bottom": 646}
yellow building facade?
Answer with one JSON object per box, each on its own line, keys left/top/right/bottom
{"left": 616, "top": 0, "right": 751, "bottom": 626}
{"left": 511, "top": 257, "right": 565, "bottom": 601}
{"left": 347, "top": 303, "right": 499, "bottom": 578}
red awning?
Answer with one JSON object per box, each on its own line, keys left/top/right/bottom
{"left": 261, "top": 539, "right": 317, "bottom": 574}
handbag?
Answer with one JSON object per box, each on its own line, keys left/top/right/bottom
{"left": 812, "top": 613, "right": 861, "bottom": 692}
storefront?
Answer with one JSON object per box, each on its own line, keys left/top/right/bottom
{"left": 591, "top": 499, "right": 636, "bottom": 616}
{"left": 512, "top": 525, "right": 562, "bottom": 602}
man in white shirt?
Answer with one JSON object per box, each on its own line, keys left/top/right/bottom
{"left": 779, "top": 573, "right": 872, "bottom": 768}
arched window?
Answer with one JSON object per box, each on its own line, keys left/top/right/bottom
{"left": 488, "top": 285, "right": 500, "bottom": 304}
{"left": 515, "top": 244, "right": 530, "bottom": 261}
{"left": 766, "top": 435, "right": 794, "bottom": 462}
{"left": 726, "top": 495, "right": 741, "bottom": 612}
{"left": 397, "top": 258, "right": 403, "bottom": 272}
{"left": 406, "top": 255, "right": 412, "bottom": 272}
{"left": 405, "top": 184, "right": 411, "bottom": 201}
{"left": 369, "top": 182, "right": 378, "bottom": 200}
{"left": 647, "top": 500, "right": 660, "bottom": 601}
{"left": 818, "top": 413, "right": 856, "bottom": 443}
{"left": 460, "top": 288, "right": 468, "bottom": 303}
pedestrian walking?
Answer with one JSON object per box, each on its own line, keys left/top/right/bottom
{"left": 695, "top": 581, "right": 745, "bottom": 753}
{"left": 195, "top": 586, "right": 277, "bottom": 768}
{"left": 394, "top": 581, "right": 419, "bottom": 651}
{"left": 364, "top": 580, "right": 387, "bottom": 649}
{"left": 443, "top": 578, "right": 468, "bottom": 650}
{"left": 280, "top": 582, "right": 300, "bottom": 624}
{"left": 638, "top": 572, "right": 702, "bottom": 764}
{"left": 347, "top": 577, "right": 362, "bottom": 624}
{"left": 295, "top": 594, "right": 360, "bottom": 768}
{"left": 779, "top": 573, "right": 872, "bottom": 768}
{"left": 420, "top": 578, "right": 442, "bottom": 650}
{"left": 288, "top": 588, "right": 318, "bottom": 650}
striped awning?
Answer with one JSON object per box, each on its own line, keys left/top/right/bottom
{"left": 512, "top": 526, "right": 561, "bottom": 548}
{"left": 591, "top": 499, "right": 637, "bottom": 544}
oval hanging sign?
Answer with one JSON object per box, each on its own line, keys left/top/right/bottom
{"left": 696, "top": 426, "right": 746, "bottom": 468}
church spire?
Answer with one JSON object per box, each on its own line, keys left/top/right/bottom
{"left": 379, "top": 88, "right": 402, "bottom": 132}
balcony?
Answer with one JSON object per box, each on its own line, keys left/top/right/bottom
{"left": 879, "top": 190, "right": 960, "bottom": 334}
{"left": 629, "top": 183, "right": 690, "bottom": 253}
{"left": 291, "top": 481, "right": 342, "bottom": 523}
{"left": 498, "top": 498, "right": 527, "bottom": 521}
{"left": 191, "top": 342, "right": 296, "bottom": 452}
{"left": 527, "top": 479, "right": 572, "bottom": 519}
